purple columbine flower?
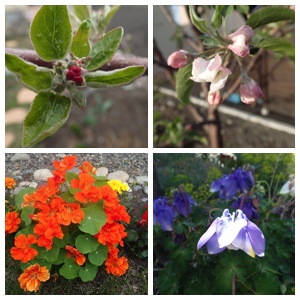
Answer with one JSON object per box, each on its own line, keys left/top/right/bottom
{"left": 231, "top": 196, "right": 260, "bottom": 220}
{"left": 210, "top": 167, "right": 255, "bottom": 200}
{"left": 197, "top": 209, "right": 265, "bottom": 258}
{"left": 154, "top": 197, "right": 178, "bottom": 231}
{"left": 173, "top": 190, "right": 196, "bottom": 217}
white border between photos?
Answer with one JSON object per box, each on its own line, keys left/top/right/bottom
{"left": 2, "top": 0, "right": 298, "bottom": 298}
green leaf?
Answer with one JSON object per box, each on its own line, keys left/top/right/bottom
{"left": 85, "top": 66, "right": 145, "bottom": 88}
{"left": 246, "top": 6, "right": 295, "bottom": 29}
{"left": 5, "top": 53, "right": 54, "bottom": 93}
{"left": 211, "top": 6, "right": 224, "bottom": 29}
{"left": 175, "top": 63, "right": 193, "bottom": 104}
{"left": 126, "top": 229, "right": 139, "bottom": 242}
{"left": 61, "top": 191, "right": 76, "bottom": 203}
{"left": 15, "top": 187, "right": 36, "bottom": 209}
{"left": 59, "top": 257, "right": 81, "bottom": 279}
{"left": 71, "top": 19, "right": 92, "bottom": 58}
{"left": 22, "top": 92, "right": 72, "bottom": 147}
{"left": 189, "top": 6, "right": 210, "bottom": 34}
{"left": 30, "top": 5, "right": 72, "bottom": 61}
{"left": 20, "top": 206, "right": 34, "bottom": 225}
{"left": 73, "top": 5, "right": 91, "bottom": 22}
{"left": 98, "top": 5, "right": 120, "bottom": 33}
{"left": 75, "top": 234, "right": 100, "bottom": 254}
{"left": 67, "top": 85, "right": 87, "bottom": 108}
{"left": 88, "top": 244, "right": 108, "bottom": 266}
{"left": 36, "top": 244, "right": 60, "bottom": 263}
{"left": 254, "top": 272, "right": 280, "bottom": 294}
{"left": 255, "top": 37, "right": 295, "bottom": 61}
{"left": 236, "top": 5, "right": 249, "bottom": 15}
{"left": 79, "top": 203, "right": 106, "bottom": 235}
{"left": 87, "top": 27, "right": 123, "bottom": 71}
{"left": 79, "top": 262, "right": 98, "bottom": 282}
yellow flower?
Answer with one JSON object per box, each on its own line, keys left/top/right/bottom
{"left": 107, "top": 180, "right": 129, "bottom": 194}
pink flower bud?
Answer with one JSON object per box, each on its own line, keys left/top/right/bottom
{"left": 190, "top": 54, "right": 231, "bottom": 94}
{"left": 167, "top": 50, "right": 188, "bottom": 68}
{"left": 228, "top": 25, "right": 254, "bottom": 57}
{"left": 240, "top": 77, "right": 264, "bottom": 104}
{"left": 66, "top": 65, "right": 83, "bottom": 85}
{"left": 207, "top": 90, "right": 223, "bottom": 106}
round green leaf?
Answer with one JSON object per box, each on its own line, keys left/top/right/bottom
{"left": 88, "top": 244, "right": 108, "bottom": 266}
{"left": 61, "top": 191, "right": 76, "bottom": 204}
{"left": 75, "top": 234, "right": 100, "bottom": 254}
{"left": 5, "top": 53, "right": 54, "bottom": 93}
{"left": 20, "top": 206, "right": 35, "bottom": 225}
{"left": 59, "top": 258, "right": 81, "bottom": 279}
{"left": 30, "top": 5, "right": 72, "bottom": 61}
{"left": 15, "top": 187, "right": 36, "bottom": 209}
{"left": 22, "top": 92, "right": 72, "bottom": 147}
{"left": 78, "top": 204, "right": 106, "bottom": 235}
{"left": 36, "top": 243, "right": 60, "bottom": 263}
{"left": 79, "top": 262, "right": 98, "bottom": 282}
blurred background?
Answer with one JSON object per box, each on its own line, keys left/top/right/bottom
{"left": 5, "top": 5, "right": 148, "bottom": 148}
{"left": 153, "top": 5, "right": 295, "bottom": 148}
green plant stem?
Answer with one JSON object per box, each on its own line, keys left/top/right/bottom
{"left": 236, "top": 279, "right": 257, "bottom": 294}
{"left": 232, "top": 272, "right": 236, "bottom": 295}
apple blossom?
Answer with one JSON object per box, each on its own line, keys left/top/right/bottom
{"left": 190, "top": 54, "right": 232, "bottom": 94}
{"left": 228, "top": 25, "right": 254, "bottom": 57}
{"left": 167, "top": 50, "right": 189, "bottom": 68}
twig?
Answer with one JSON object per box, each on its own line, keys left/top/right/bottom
{"left": 5, "top": 48, "right": 148, "bottom": 75}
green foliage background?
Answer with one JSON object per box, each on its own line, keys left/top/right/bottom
{"left": 153, "top": 153, "right": 295, "bottom": 295}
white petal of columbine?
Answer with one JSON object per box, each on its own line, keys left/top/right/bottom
{"left": 216, "top": 210, "right": 247, "bottom": 248}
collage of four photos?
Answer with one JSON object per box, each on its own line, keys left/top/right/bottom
{"left": 4, "top": 4, "right": 295, "bottom": 295}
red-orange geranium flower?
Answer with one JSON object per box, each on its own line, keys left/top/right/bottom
{"left": 105, "top": 248, "right": 128, "bottom": 276}
{"left": 79, "top": 161, "right": 96, "bottom": 174}
{"left": 95, "top": 222, "right": 127, "bottom": 247}
{"left": 66, "top": 245, "right": 86, "bottom": 265}
{"left": 105, "top": 204, "right": 130, "bottom": 224}
{"left": 99, "top": 185, "right": 120, "bottom": 207}
{"left": 34, "top": 219, "right": 63, "bottom": 249}
{"left": 5, "top": 211, "right": 21, "bottom": 234}
{"left": 71, "top": 173, "right": 101, "bottom": 203}
{"left": 5, "top": 177, "right": 16, "bottom": 189}
{"left": 57, "top": 202, "right": 84, "bottom": 226}
{"left": 10, "top": 234, "right": 38, "bottom": 263}
{"left": 53, "top": 155, "right": 77, "bottom": 172}
{"left": 18, "top": 264, "right": 50, "bottom": 292}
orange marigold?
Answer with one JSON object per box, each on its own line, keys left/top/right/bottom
{"left": 105, "top": 253, "right": 128, "bottom": 276}
{"left": 96, "top": 222, "right": 127, "bottom": 247}
{"left": 53, "top": 155, "right": 77, "bottom": 172}
{"left": 10, "top": 234, "right": 38, "bottom": 263}
{"left": 79, "top": 161, "right": 96, "bottom": 174}
{"left": 66, "top": 245, "right": 86, "bottom": 265}
{"left": 5, "top": 177, "right": 16, "bottom": 189}
{"left": 18, "top": 263, "right": 50, "bottom": 292}
{"left": 5, "top": 211, "right": 21, "bottom": 234}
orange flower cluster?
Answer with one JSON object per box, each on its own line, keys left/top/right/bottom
{"left": 18, "top": 264, "right": 50, "bottom": 292}
{"left": 10, "top": 234, "right": 38, "bottom": 263}
{"left": 5, "top": 177, "right": 16, "bottom": 189}
{"left": 5, "top": 211, "right": 21, "bottom": 234}
{"left": 6, "top": 155, "right": 132, "bottom": 292}
{"left": 66, "top": 245, "right": 86, "bottom": 265}
{"left": 105, "top": 247, "right": 129, "bottom": 276}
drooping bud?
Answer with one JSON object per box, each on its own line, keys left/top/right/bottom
{"left": 167, "top": 50, "right": 189, "bottom": 68}
{"left": 228, "top": 25, "right": 254, "bottom": 57}
{"left": 240, "top": 76, "right": 264, "bottom": 104}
